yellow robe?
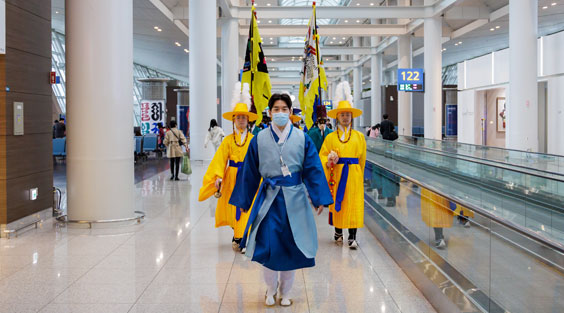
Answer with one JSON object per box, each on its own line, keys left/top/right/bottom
{"left": 319, "top": 128, "right": 366, "bottom": 229}
{"left": 420, "top": 187, "right": 475, "bottom": 228}
{"left": 198, "top": 132, "right": 253, "bottom": 238}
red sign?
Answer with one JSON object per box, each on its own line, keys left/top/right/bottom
{"left": 50, "top": 72, "right": 56, "bottom": 84}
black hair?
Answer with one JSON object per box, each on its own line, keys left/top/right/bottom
{"left": 373, "top": 123, "right": 381, "bottom": 130}
{"left": 59, "top": 118, "right": 65, "bottom": 121}
{"left": 157, "top": 122, "right": 164, "bottom": 128}
{"left": 209, "top": 119, "right": 218, "bottom": 131}
{"left": 383, "top": 113, "right": 389, "bottom": 120}
{"left": 54, "top": 120, "right": 59, "bottom": 123}
{"left": 170, "top": 120, "right": 177, "bottom": 128}
{"left": 268, "top": 93, "right": 292, "bottom": 110}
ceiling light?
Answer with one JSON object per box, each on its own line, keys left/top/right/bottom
{"left": 154, "top": 26, "right": 159, "bottom": 30}
{"left": 184, "top": 49, "right": 189, "bottom": 53}
{"left": 330, "top": 41, "right": 334, "bottom": 44}
{"left": 268, "top": 20, "right": 272, "bottom": 23}
{"left": 257, "top": 20, "right": 261, "bottom": 23}
{"left": 175, "top": 42, "right": 181, "bottom": 46}
{"left": 272, "top": 58, "right": 276, "bottom": 61}
{"left": 458, "top": 41, "right": 462, "bottom": 44}
{"left": 270, "top": 42, "right": 274, "bottom": 44}
{"left": 495, "top": 25, "right": 500, "bottom": 29}
{"left": 333, "top": 37, "right": 336, "bottom": 40}
{"left": 267, "top": 3, "right": 271, "bottom": 6}
{"left": 454, "top": 43, "right": 458, "bottom": 46}
{"left": 157, "top": 28, "right": 162, "bottom": 32}
{"left": 490, "top": 28, "right": 495, "bottom": 31}
{"left": 356, "top": 20, "right": 361, "bottom": 23}
{"left": 339, "top": 41, "right": 343, "bottom": 44}
{"left": 370, "top": 3, "right": 374, "bottom": 6}
{"left": 342, "top": 37, "right": 346, "bottom": 40}
{"left": 344, "top": 20, "right": 349, "bottom": 23}
{"left": 55, "top": 11, "right": 59, "bottom": 14}
{"left": 356, "top": 3, "right": 360, "bottom": 5}
{"left": 269, "top": 37, "right": 273, "bottom": 40}
{"left": 542, "top": 6, "right": 548, "bottom": 9}
{"left": 552, "top": 2, "right": 557, "bottom": 6}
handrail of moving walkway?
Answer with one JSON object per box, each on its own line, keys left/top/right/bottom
{"left": 399, "top": 140, "right": 564, "bottom": 179}
{"left": 400, "top": 134, "right": 564, "bottom": 159}
{"left": 367, "top": 140, "right": 564, "bottom": 258}
{"left": 398, "top": 135, "right": 564, "bottom": 178}
{"left": 370, "top": 137, "right": 564, "bottom": 184}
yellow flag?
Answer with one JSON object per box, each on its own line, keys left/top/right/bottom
{"left": 241, "top": 5, "right": 272, "bottom": 124}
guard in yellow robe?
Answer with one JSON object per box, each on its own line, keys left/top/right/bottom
{"left": 198, "top": 82, "right": 257, "bottom": 251}
{"left": 319, "top": 81, "right": 366, "bottom": 249}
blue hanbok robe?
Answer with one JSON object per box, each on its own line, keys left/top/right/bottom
{"left": 229, "top": 125, "right": 334, "bottom": 271}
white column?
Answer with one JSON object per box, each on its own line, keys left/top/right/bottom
{"left": 424, "top": 2, "right": 443, "bottom": 140}
{"left": 371, "top": 19, "right": 382, "bottom": 126}
{"left": 508, "top": 0, "right": 538, "bottom": 151}
{"left": 397, "top": 0, "right": 412, "bottom": 136}
{"left": 190, "top": 0, "right": 217, "bottom": 160}
{"left": 221, "top": 18, "right": 239, "bottom": 135}
{"left": 353, "top": 37, "right": 362, "bottom": 125}
{"left": 397, "top": 35, "right": 412, "bottom": 136}
{"left": 66, "top": 0, "right": 134, "bottom": 220}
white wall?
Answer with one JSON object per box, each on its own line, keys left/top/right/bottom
{"left": 547, "top": 76, "right": 564, "bottom": 155}
{"left": 457, "top": 30, "right": 564, "bottom": 154}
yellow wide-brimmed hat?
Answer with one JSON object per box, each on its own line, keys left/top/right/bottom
{"left": 223, "top": 102, "right": 258, "bottom": 122}
{"left": 328, "top": 81, "right": 362, "bottom": 119}
{"left": 327, "top": 100, "right": 363, "bottom": 119}
{"left": 223, "top": 82, "right": 258, "bottom": 122}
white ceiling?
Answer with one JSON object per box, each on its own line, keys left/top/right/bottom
{"left": 51, "top": 0, "right": 564, "bottom": 89}
{"left": 51, "top": 0, "right": 190, "bottom": 82}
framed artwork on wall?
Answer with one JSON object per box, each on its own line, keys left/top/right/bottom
{"left": 496, "top": 97, "right": 506, "bottom": 132}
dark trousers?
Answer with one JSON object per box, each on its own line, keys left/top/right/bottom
{"left": 434, "top": 228, "right": 444, "bottom": 241}
{"left": 170, "top": 157, "right": 181, "bottom": 178}
{"left": 335, "top": 227, "right": 357, "bottom": 240}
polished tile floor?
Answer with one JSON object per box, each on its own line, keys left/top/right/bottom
{"left": 0, "top": 161, "right": 436, "bottom": 313}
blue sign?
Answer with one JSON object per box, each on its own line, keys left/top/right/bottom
{"left": 322, "top": 100, "right": 333, "bottom": 110}
{"left": 445, "top": 104, "right": 457, "bottom": 136}
{"left": 397, "top": 68, "right": 424, "bottom": 92}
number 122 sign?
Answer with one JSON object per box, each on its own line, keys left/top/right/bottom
{"left": 397, "top": 68, "right": 424, "bottom": 92}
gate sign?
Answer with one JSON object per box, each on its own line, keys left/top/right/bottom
{"left": 397, "top": 68, "right": 424, "bottom": 92}
{"left": 140, "top": 100, "right": 165, "bottom": 135}
{"left": 322, "top": 100, "right": 333, "bottom": 110}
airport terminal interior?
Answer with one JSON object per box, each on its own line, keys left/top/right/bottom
{"left": 0, "top": 0, "right": 563, "bottom": 312}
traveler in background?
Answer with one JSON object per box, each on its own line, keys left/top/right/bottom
{"left": 157, "top": 123, "right": 166, "bottom": 150}
{"left": 54, "top": 118, "right": 66, "bottom": 138}
{"left": 380, "top": 114, "right": 398, "bottom": 141}
{"left": 52, "top": 120, "right": 59, "bottom": 139}
{"left": 164, "top": 120, "right": 188, "bottom": 181}
{"left": 204, "top": 119, "right": 225, "bottom": 151}
{"left": 368, "top": 124, "right": 380, "bottom": 138}
{"left": 326, "top": 122, "right": 333, "bottom": 130}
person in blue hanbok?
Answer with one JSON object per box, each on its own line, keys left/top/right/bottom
{"left": 230, "top": 93, "right": 334, "bottom": 307}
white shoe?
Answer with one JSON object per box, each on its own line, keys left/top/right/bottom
{"left": 265, "top": 295, "right": 275, "bottom": 306}
{"left": 348, "top": 240, "right": 359, "bottom": 249}
{"left": 436, "top": 239, "right": 446, "bottom": 249}
{"left": 279, "top": 297, "right": 293, "bottom": 307}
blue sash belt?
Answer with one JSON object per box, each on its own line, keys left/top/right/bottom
{"left": 229, "top": 160, "right": 243, "bottom": 221}
{"left": 240, "top": 172, "right": 303, "bottom": 249}
{"left": 335, "top": 158, "right": 359, "bottom": 212}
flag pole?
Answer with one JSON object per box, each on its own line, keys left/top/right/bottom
{"left": 250, "top": 2, "right": 255, "bottom": 112}
{"left": 313, "top": 2, "right": 323, "bottom": 119}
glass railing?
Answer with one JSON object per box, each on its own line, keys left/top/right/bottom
{"left": 398, "top": 135, "right": 564, "bottom": 177}
{"left": 363, "top": 144, "right": 564, "bottom": 313}
{"left": 366, "top": 137, "right": 564, "bottom": 246}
